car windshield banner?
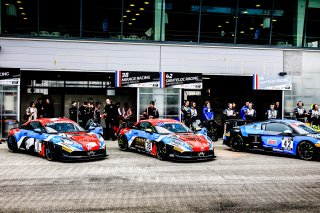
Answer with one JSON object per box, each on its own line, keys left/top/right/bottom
{"left": 160, "top": 72, "right": 202, "bottom": 89}
{"left": 253, "top": 74, "right": 292, "bottom": 90}
{"left": 115, "top": 71, "right": 160, "bottom": 88}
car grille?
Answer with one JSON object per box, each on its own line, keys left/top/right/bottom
{"left": 174, "top": 150, "right": 214, "bottom": 157}
{"left": 62, "top": 149, "right": 106, "bottom": 157}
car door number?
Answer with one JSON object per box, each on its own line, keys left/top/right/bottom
{"left": 282, "top": 137, "right": 293, "bottom": 151}
{"left": 145, "top": 139, "right": 152, "bottom": 152}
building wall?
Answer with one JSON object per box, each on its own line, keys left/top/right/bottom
{"left": 0, "top": 38, "right": 283, "bottom": 75}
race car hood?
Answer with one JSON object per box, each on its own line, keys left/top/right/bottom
{"left": 64, "top": 133, "right": 101, "bottom": 151}
{"left": 175, "top": 133, "right": 210, "bottom": 152}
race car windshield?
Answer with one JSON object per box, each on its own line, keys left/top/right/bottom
{"left": 291, "top": 124, "right": 317, "bottom": 134}
{"left": 154, "top": 126, "right": 173, "bottom": 134}
{"left": 45, "top": 122, "right": 85, "bottom": 133}
{"left": 159, "top": 123, "right": 193, "bottom": 133}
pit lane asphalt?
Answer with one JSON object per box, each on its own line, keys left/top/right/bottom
{"left": 0, "top": 140, "right": 319, "bottom": 213}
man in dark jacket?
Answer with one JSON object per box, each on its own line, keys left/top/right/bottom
{"left": 69, "top": 101, "right": 78, "bottom": 122}
{"left": 104, "top": 98, "right": 117, "bottom": 140}
{"left": 143, "top": 101, "right": 159, "bottom": 119}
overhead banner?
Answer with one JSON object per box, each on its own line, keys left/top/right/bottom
{"left": 0, "top": 68, "right": 20, "bottom": 80}
{"left": 253, "top": 74, "right": 292, "bottom": 90}
{"left": 160, "top": 72, "right": 202, "bottom": 89}
{"left": 115, "top": 71, "right": 160, "bottom": 88}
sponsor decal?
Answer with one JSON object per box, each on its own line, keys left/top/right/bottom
{"left": 62, "top": 146, "right": 72, "bottom": 153}
{"left": 173, "top": 146, "right": 184, "bottom": 153}
{"left": 86, "top": 142, "right": 97, "bottom": 150}
{"left": 267, "top": 139, "right": 277, "bottom": 145}
{"left": 87, "top": 151, "right": 95, "bottom": 156}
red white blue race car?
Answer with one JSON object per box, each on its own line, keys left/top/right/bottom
{"left": 118, "top": 119, "right": 215, "bottom": 161}
{"left": 7, "top": 118, "right": 107, "bottom": 161}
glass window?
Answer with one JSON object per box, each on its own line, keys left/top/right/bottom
{"left": 82, "top": 1, "right": 122, "bottom": 39}
{"left": 200, "top": 0, "right": 237, "bottom": 44}
{"left": 265, "top": 123, "right": 291, "bottom": 133}
{"left": 1, "top": 0, "right": 37, "bottom": 36}
{"left": 165, "top": 0, "right": 200, "bottom": 42}
{"left": 305, "top": 6, "right": 320, "bottom": 48}
{"left": 272, "top": 0, "right": 297, "bottom": 47}
{"left": 236, "top": 0, "right": 273, "bottom": 45}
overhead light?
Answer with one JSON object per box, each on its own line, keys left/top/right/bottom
{"left": 135, "top": 13, "right": 140, "bottom": 16}
{"left": 5, "top": 3, "right": 10, "bottom": 6}
{"left": 132, "top": 18, "right": 136, "bottom": 21}
{"left": 232, "top": 34, "right": 235, "bottom": 37}
{"left": 225, "top": 21, "right": 229, "bottom": 24}
{"left": 128, "top": 23, "right": 133, "bottom": 25}
{"left": 260, "top": 23, "right": 264, "bottom": 27}
{"left": 140, "top": 8, "right": 145, "bottom": 11}
{"left": 242, "top": 10, "right": 248, "bottom": 14}
{"left": 21, "top": 12, "right": 26, "bottom": 15}
{"left": 123, "top": 15, "right": 127, "bottom": 18}
{"left": 240, "top": 31, "right": 244, "bottom": 34}
{"left": 19, "top": 7, "right": 24, "bottom": 10}
{"left": 17, "top": 1, "right": 22, "bottom": 3}
{"left": 256, "top": 4, "right": 261, "bottom": 7}
{"left": 126, "top": 9, "right": 131, "bottom": 12}
{"left": 272, "top": 19, "right": 277, "bottom": 22}
{"left": 144, "top": 1, "right": 150, "bottom": 4}
{"left": 250, "top": 27, "right": 254, "bottom": 30}
{"left": 218, "top": 25, "right": 222, "bottom": 28}
{"left": 130, "top": 4, "right": 135, "bottom": 7}
{"left": 23, "top": 17, "right": 28, "bottom": 20}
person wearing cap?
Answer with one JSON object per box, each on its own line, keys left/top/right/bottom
{"left": 143, "top": 101, "right": 159, "bottom": 119}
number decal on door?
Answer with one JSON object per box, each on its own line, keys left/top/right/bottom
{"left": 281, "top": 137, "right": 293, "bottom": 151}
{"left": 145, "top": 139, "right": 152, "bottom": 153}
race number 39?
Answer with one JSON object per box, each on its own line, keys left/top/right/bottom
{"left": 282, "top": 137, "right": 293, "bottom": 151}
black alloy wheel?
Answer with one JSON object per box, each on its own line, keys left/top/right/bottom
{"left": 297, "top": 141, "right": 315, "bottom": 160}
{"left": 45, "top": 144, "right": 56, "bottom": 161}
{"left": 156, "top": 142, "right": 167, "bottom": 161}
{"left": 118, "top": 135, "right": 129, "bottom": 151}
{"left": 230, "top": 134, "right": 244, "bottom": 152}
{"left": 7, "top": 136, "right": 18, "bottom": 152}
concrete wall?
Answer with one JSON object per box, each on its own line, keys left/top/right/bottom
{"left": 0, "top": 38, "right": 283, "bottom": 76}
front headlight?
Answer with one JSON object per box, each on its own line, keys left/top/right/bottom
{"left": 171, "top": 138, "right": 192, "bottom": 150}
{"left": 61, "top": 138, "right": 74, "bottom": 146}
{"left": 315, "top": 141, "right": 320, "bottom": 147}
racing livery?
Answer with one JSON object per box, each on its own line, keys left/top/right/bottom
{"left": 7, "top": 118, "right": 107, "bottom": 161}
{"left": 223, "top": 119, "right": 320, "bottom": 160}
{"left": 118, "top": 119, "right": 215, "bottom": 161}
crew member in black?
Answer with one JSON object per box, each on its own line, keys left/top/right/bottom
{"left": 143, "top": 101, "right": 159, "bottom": 119}
{"left": 294, "top": 101, "right": 308, "bottom": 123}
{"left": 78, "top": 102, "right": 88, "bottom": 128}
{"left": 104, "top": 98, "right": 117, "bottom": 140}
{"left": 93, "top": 101, "right": 101, "bottom": 124}
{"left": 69, "top": 101, "right": 78, "bottom": 122}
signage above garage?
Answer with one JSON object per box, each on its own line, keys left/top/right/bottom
{"left": 160, "top": 72, "right": 202, "bottom": 89}
{"left": 253, "top": 74, "right": 292, "bottom": 90}
{"left": 115, "top": 71, "right": 160, "bottom": 87}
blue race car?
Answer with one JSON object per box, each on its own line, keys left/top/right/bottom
{"left": 118, "top": 119, "right": 215, "bottom": 161}
{"left": 7, "top": 118, "right": 106, "bottom": 161}
{"left": 223, "top": 119, "right": 320, "bottom": 160}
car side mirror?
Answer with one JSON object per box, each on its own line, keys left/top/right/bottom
{"left": 145, "top": 128, "right": 153, "bottom": 133}
{"left": 283, "top": 130, "right": 292, "bottom": 135}
{"left": 34, "top": 128, "right": 43, "bottom": 134}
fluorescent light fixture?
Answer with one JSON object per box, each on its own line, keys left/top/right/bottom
{"left": 272, "top": 19, "right": 277, "bottom": 22}
{"left": 240, "top": 31, "right": 244, "bottom": 34}
{"left": 19, "top": 7, "right": 24, "bottom": 10}
{"left": 130, "top": 4, "right": 135, "bottom": 7}
{"left": 128, "top": 23, "right": 133, "bottom": 25}
{"left": 21, "top": 12, "right": 26, "bottom": 15}
{"left": 123, "top": 15, "right": 127, "bottom": 18}
{"left": 5, "top": 3, "right": 10, "bottom": 6}
{"left": 250, "top": 27, "right": 254, "bottom": 30}
{"left": 17, "top": 1, "right": 22, "bottom": 3}
{"left": 23, "top": 17, "right": 28, "bottom": 20}
{"left": 218, "top": 25, "right": 222, "bottom": 28}
{"left": 126, "top": 9, "right": 131, "bottom": 12}
{"left": 135, "top": 13, "right": 140, "bottom": 16}
{"left": 140, "top": 8, "right": 145, "bottom": 11}
{"left": 225, "top": 21, "right": 229, "bottom": 24}
{"left": 132, "top": 18, "right": 136, "bottom": 21}
{"left": 256, "top": 4, "right": 261, "bottom": 7}
{"left": 144, "top": 1, "right": 150, "bottom": 4}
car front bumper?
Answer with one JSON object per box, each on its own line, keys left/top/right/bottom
{"left": 169, "top": 150, "right": 215, "bottom": 161}
{"left": 58, "top": 148, "right": 107, "bottom": 161}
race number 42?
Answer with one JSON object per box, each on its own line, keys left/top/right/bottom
{"left": 281, "top": 137, "right": 293, "bottom": 151}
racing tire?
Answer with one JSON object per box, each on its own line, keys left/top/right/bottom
{"left": 230, "top": 134, "right": 244, "bottom": 152}
{"left": 156, "top": 142, "right": 167, "bottom": 161}
{"left": 118, "top": 135, "right": 129, "bottom": 151}
{"left": 297, "top": 141, "right": 315, "bottom": 160}
{"left": 45, "top": 144, "right": 56, "bottom": 161}
{"left": 7, "top": 136, "right": 18, "bottom": 152}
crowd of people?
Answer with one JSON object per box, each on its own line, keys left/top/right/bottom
{"left": 294, "top": 101, "right": 320, "bottom": 127}
{"left": 24, "top": 98, "right": 54, "bottom": 121}
{"left": 180, "top": 100, "right": 283, "bottom": 129}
